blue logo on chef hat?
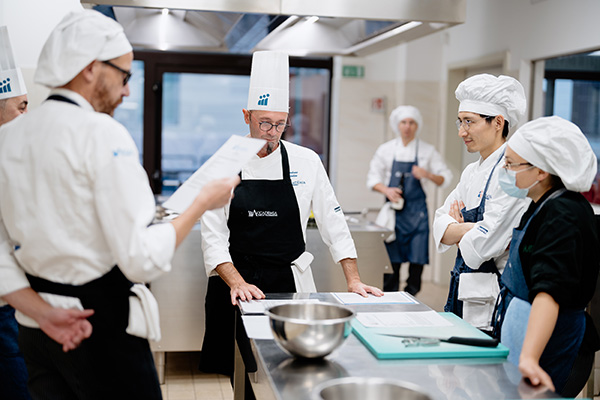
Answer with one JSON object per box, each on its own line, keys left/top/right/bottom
{"left": 0, "top": 77, "right": 12, "bottom": 94}
{"left": 257, "top": 93, "right": 270, "bottom": 106}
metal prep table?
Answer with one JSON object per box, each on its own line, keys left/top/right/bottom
{"left": 233, "top": 293, "right": 562, "bottom": 400}
{"left": 149, "top": 217, "right": 392, "bottom": 381}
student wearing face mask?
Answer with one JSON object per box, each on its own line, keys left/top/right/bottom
{"left": 433, "top": 74, "right": 530, "bottom": 331}
{"left": 494, "top": 116, "right": 600, "bottom": 396}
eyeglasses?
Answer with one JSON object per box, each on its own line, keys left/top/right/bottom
{"left": 455, "top": 116, "right": 494, "bottom": 131}
{"left": 249, "top": 114, "right": 289, "bottom": 133}
{"left": 102, "top": 60, "right": 132, "bottom": 86}
{"left": 257, "top": 121, "right": 289, "bottom": 133}
{"left": 503, "top": 162, "right": 532, "bottom": 170}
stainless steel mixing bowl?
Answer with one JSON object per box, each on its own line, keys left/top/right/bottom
{"left": 265, "top": 302, "right": 355, "bottom": 359}
{"left": 312, "top": 377, "right": 433, "bottom": 400}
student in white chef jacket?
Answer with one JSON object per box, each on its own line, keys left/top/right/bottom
{"left": 432, "top": 74, "right": 530, "bottom": 332}
{"left": 367, "top": 105, "right": 452, "bottom": 295}
{"left": 0, "top": 25, "right": 31, "bottom": 400}
{"left": 199, "top": 51, "right": 383, "bottom": 377}
{"left": 0, "top": 11, "right": 238, "bottom": 400}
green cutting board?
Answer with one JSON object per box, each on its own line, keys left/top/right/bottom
{"left": 352, "top": 312, "right": 509, "bottom": 360}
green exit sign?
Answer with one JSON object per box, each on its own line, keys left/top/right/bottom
{"left": 342, "top": 65, "right": 365, "bottom": 78}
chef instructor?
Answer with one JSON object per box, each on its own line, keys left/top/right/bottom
{"left": 367, "top": 105, "right": 452, "bottom": 294}
{"left": 0, "top": 10, "right": 238, "bottom": 399}
{"left": 200, "top": 51, "right": 383, "bottom": 376}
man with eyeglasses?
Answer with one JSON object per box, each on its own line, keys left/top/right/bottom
{"left": 0, "top": 10, "right": 238, "bottom": 399}
{"left": 200, "top": 51, "right": 383, "bottom": 377}
{"left": 432, "top": 74, "right": 530, "bottom": 332}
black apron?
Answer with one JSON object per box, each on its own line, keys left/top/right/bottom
{"left": 444, "top": 149, "right": 504, "bottom": 318}
{"left": 199, "top": 142, "right": 305, "bottom": 376}
{"left": 384, "top": 139, "right": 429, "bottom": 265}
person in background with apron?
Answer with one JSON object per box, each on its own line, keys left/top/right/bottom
{"left": 0, "top": 25, "right": 31, "bottom": 400}
{"left": 0, "top": 11, "right": 238, "bottom": 399}
{"left": 494, "top": 116, "right": 600, "bottom": 396}
{"left": 200, "top": 51, "right": 383, "bottom": 377}
{"left": 367, "top": 105, "right": 452, "bottom": 295}
{"left": 433, "top": 74, "right": 530, "bottom": 331}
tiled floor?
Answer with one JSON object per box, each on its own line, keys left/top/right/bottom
{"left": 160, "top": 280, "right": 449, "bottom": 400}
{"left": 161, "top": 351, "right": 233, "bottom": 400}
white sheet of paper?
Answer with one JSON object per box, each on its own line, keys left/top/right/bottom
{"left": 239, "top": 299, "right": 321, "bottom": 315}
{"left": 332, "top": 292, "right": 417, "bottom": 305}
{"left": 241, "top": 315, "right": 274, "bottom": 339}
{"left": 161, "top": 135, "right": 266, "bottom": 213}
{"left": 356, "top": 311, "right": 453, "bottom": 328}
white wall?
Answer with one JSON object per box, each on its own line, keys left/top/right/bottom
{"left": 0, "top": 0, "right": 82, "bottom": 107}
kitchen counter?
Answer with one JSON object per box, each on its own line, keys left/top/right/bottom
{"left": 234, "top": 293, "right": 562, "bottom": 400}
{"left": 150, "top": 217, "right": 392, "bottom": 381}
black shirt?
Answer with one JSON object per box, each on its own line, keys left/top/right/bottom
{"left": 517, "top": 188, "right": 600, "bottom": 309}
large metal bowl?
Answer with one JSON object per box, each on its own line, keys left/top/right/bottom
{"left": 312, "top": 377, "right": 433, "bottom": 400}
{"left": 265, "top": 302, "right": 355, "bottom": 359}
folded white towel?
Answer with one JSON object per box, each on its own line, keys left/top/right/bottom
{"left": 291, "top": 251, "right": 317, "bottom": 292}
{"left": 375, "top": 202, "right": 396, "bottom": 243}
{"left": 127, "top": 284, "right": 161, "bottom": 342}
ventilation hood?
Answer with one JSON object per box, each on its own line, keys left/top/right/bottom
{"left": 82, "top": 0, "right": 465, "bottom": 56}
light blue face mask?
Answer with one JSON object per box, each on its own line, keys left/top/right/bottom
{"left": 498, "top": 166, "right": 538, "bottom": 199}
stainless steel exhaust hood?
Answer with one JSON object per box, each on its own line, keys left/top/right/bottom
{"left": 81, "top": 0, "right": 465, "bottom": 56}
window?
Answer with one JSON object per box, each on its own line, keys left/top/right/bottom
{"left": 113, "top": 60, "right": 144, "bottom": 163}
{"left": 129, "top": 51, "right": 332, "bottom": 195}
{"left": 543, "top": 51, "right": 600, "bottom": 202}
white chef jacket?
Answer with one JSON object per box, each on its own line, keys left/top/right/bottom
{"left": 0, "top": 89, "right": 176, "bottom": 303}
{"left": 201, "top": 139, "right": 357, "bottom": 275}
{"left": 367, "top": 137, "right": 453, "bottom": 193}
{"left": 432, "top": 144, "right": 529, "bottom": 270}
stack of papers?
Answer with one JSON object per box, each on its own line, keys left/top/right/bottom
{"left": 332, "top": 292, "right": 417, "bottom": 305}
{"left": 239, "top": 299, "right": 321, "bottom": 315}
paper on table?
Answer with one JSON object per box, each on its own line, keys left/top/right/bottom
{"left": 241, "top": 315, "right": 274, "bottom": 339}
{"left": 161, "top": 135, "right": 266, "bottom": 214}
{"left": 332, "top": 292, "right": 417, "bottom": 305}
{"left": 356, "top": 311, "right": 453, "bottom": 328}
{"left": 239, "top": 299, "right": 321, "bottom": 315}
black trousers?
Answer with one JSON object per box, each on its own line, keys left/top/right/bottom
{"left": 383, "top": 263, "right": 424, "bottom": 294}
{"left": 19, "top": 326, "right": 161, "bottom": 400}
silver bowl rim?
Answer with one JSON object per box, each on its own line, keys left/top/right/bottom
{"left": 311, "top": 376, "right": 433, "bottom": 400}
{"left": 264, "top": 302, "right": 356, "bottom": 325}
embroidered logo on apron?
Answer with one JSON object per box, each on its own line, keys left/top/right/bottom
{"left": 247, "top": 210, "right": 278, "bottom": 217}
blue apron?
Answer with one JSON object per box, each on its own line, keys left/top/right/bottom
{"left": 384, "top": 140, "right": 429, "bottom": 265}
{"left": 444, "top": 149, "right": 504, "bottom": 317}
{"left": 495, "top": 188, "right": 584, "bottom": 392}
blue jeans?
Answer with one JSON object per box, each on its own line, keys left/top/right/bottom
{"left": 0, "top": 304, "right": 31, "bottom": 399}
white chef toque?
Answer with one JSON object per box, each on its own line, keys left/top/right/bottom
{"left": 0, "top": 26, "right": 27, "bottom": 100}
{"left": 455, "top": 74, "right": 527, "bottom": 129}
{"left": 247, "top": 51, "right": 289, "bottom": 113}
{"left": 508, "top": 116, "right": 597, "bottom": 192}
{"left": 34, "top": 10, "right": 132, "bottom": 88}
{"left": 389, "top": 105, "right": 423, "bottom": 136}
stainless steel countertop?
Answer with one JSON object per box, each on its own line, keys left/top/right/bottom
{"left": 239, "top": 293, "right": 562, "bottom": 400}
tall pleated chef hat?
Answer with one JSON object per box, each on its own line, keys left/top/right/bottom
{"left": 455, "top": 74, "right": 527, "bottom": 129}
{"left": 389, "top": 105, "right": 423, "bottom": 136}
{"left": 35, "top": 10, "right": 132, "bottom": 88}
{"left": 508, "top": 116, "right": 597, "bottom": 192}
{"left": 247, "top": 51, "right": 289, "bottom": 113}
{"left": 0, "top": 26, "right": 27, "bottom": 100}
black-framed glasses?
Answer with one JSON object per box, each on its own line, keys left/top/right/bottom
{"left": 249, "top": 113, "right": 289, "bottom": 133}
{"left": 257, "top": 121, "right": 289, "bottom": 133}
{"left": 102, "top": 60, "right": 132, "bottom": 86}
